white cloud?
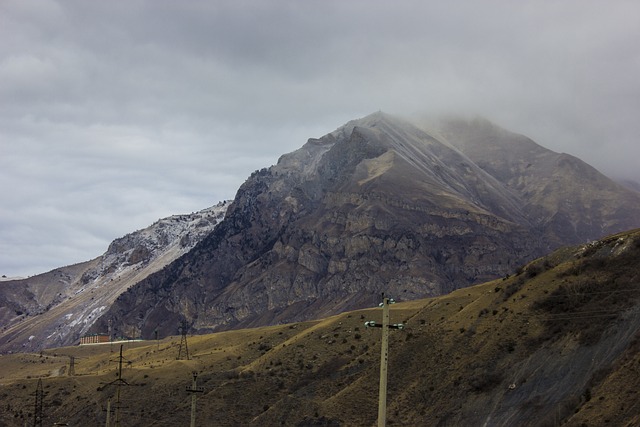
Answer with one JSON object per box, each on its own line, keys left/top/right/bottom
{"left": 1, "top": 0, "right": 640, "bottom": 276}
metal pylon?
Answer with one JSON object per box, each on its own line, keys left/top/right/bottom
{"left": 177, "top": 320, "right": 190, "bottom": 360}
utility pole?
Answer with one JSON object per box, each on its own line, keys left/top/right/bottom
{"left": 105, "top": 399, "right": 111, "bottom": 427}
{"left": 365, "top": 294, "right": 404, "bottom": 427}
{"left": 104, "top": 345, "right": 129, "bottom": 427}
{"left": 186, "top": 371, "right": 204, "bottom": 427}
{"left": 68, "top": 356, "right": 75, "bottom": 377}
{"left": 108, "top": 319, "right": 113, "bottom": 353}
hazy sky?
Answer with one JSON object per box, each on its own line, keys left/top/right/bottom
{"left": 2, "top": 0, "right": 639, "bottom": 277}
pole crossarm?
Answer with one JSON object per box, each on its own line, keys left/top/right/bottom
{"left": 364, "top": 321, "right": 404, "bottom": 330}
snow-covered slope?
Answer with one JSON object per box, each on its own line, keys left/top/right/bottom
{"left": 0, "top": 201, "right": 230, "bottom": 353}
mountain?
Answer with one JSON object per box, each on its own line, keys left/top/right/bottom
{"left": 1, "top": 228, "right": 639, "bottom": 426}
{"left": 426, "top": 116, "right": 640, "bottom": 247}
{"left": 87, "top": 112, "right": 640, "bottom": 344}
{"left": 0, "top": 202, "right": 229, "bottom": 353}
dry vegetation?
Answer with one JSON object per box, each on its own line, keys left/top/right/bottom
{"left": 1, "top": 229, "right": 640, "bottom": 426}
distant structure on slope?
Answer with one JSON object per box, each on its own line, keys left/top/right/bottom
{"left": 79, "top": 334, "right": 110, "bottom": 345}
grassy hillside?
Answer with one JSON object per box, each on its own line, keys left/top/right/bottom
{"left": 1, "top": 228, "right": 639, "bottom": 426}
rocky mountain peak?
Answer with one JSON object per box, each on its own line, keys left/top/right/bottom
{"left": 87, "top": 113, "right": 640, "bottom": 344}
{"left": 4, "top": 112, "right": 640, "bottom": 353}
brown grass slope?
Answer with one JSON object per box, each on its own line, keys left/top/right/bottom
{"left": 1, "top": 228, "right": 639, "bottom": 426}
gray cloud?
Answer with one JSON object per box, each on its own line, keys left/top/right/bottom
{"left": 2, "top": 0, "right": 639, "bottom": 277}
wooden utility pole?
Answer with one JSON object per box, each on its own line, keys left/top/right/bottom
{"left": 365, "top": 295, "right": 404, "bottom": 427}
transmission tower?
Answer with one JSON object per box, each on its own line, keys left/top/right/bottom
{"left": 177, "top": 320, "right": 190, "bottom": 360}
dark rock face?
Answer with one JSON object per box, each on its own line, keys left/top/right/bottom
{"left": 92, "top": 112, "right": 640, "bottom": 340}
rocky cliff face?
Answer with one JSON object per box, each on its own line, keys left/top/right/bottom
{"left": 0, "top": 203, "right": 228, "bottom": 353}
{"left": 90, "top": 112, "right": 640, "bottom": 341}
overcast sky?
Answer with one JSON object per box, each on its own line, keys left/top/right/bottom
{"left": 1, "top": 0, "right": 639, "bottom": 277}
